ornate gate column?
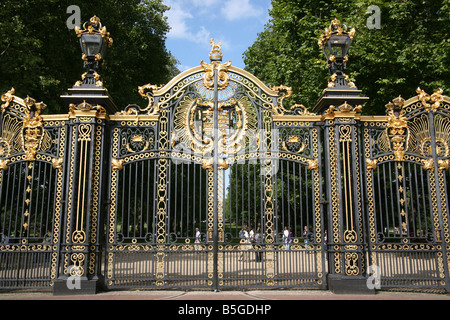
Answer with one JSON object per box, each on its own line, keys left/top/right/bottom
{"left": 53, "top": 87, "right": 116, "bottom": 295}
{"left": 315, "top": 88, "right": 371, "bottom": 294}
{"left": 315, "top": 19, "right": 373, "bottom": 294}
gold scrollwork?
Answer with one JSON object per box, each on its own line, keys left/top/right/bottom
{"left": 0, "top": 159, "right": 9, "bottom": 171}
{"left": 306, "top": 159, "right": 319, "bottom": 171}
{"left": 416, "top": 87, "right": 444, "bottom": 112}
{"left": 385, "top": 96, "right": 408, "bottom": 161}
{"left": 199, "top": 39, "right": 231, "bottom": 90}
{"left": 200, "top": 60, "right": 232, "bottom": 90}
{"left": 422, "top": 158, "right": 434, "bottom": 171}
{"left": 1, "top": 92, "right": 50, "bottom": 161}
{"left": 52, "top": 158, "right": 63, "bottom": 170}
{"left": 438, "top": 159, "right": 449, "bottom": 171}
{"left": 1, "top": 88, "right": 15, "bottom": 112}
{"left": 111, "top": 158, "right": 124, "bottom": 171}
{"left": 366, "top": 158, "right": 377, "bottom": 171}
{"left": 173, "top": 95, "right": 257, "bottom": 156}
{"left": 69, "top": 101, "right": 106, "bottom": 117}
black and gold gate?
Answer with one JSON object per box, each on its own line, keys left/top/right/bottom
{"left": 104, "top": 41, "right": 326, "bottom": 290}
{"left": 1, "top": 18, "right": 450, "bottom": 293}
{"left": 363, "top": 90, "right": 450, "bottom": 291}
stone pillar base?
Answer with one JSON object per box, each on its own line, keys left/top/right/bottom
{"left": 327, "top": 274, "right": 376, "bottom": 295}
{"left": 53, "top": 277, "right": 103, "bottom": 296}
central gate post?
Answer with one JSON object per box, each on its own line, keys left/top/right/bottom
{"left": 53, "top": 16, "right": 117, "bottom": 295}
{"left": 211, "top": 53, "right": 220, "bottom": 292}
{"left": 315, "top": 19, "right": 373, "bottom": 294}
{"left": 54, "top": 89, "right": 116, "bottom": 295}
{"left": 317, "top": 95, "right": 372, "bottom": 294}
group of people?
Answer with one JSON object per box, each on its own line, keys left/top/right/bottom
{"left": 193, "top": 225, "right": 320, "bottom": 259}
{"left": 282, "top": 226, "right": 310, "bottom": 251}
{"left": 238, "top": 225, "right": 263, "bottom": 261}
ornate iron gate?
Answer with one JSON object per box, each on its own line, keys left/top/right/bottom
{"left": 0, "top": 91, "right": 66, "bottom": 288}
{"left": 0, "top": 41, "right": 449, "bottom": 293}
{"left": 363, "top": 91, "right": 450, "bottom": 291}
{"left": 104, "top": 42, "right": 326, "bottom": 290}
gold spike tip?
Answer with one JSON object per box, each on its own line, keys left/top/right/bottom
{"left": 90, "top": 15, "right": 101, "bottom": 25}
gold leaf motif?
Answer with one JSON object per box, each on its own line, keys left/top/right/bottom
{"left": 366, "top": 158, "right": 377, "bottom": 171}
{"left": 422, "top": 158, "right": 434, "bottom": 171}
{"left": 438, "top": 159, "right": 449, "bottom": 171}
{"left": 417, "top": 87, "right": 444, "bottom": 112}
{"left": 112, "top": 158, "right": 124, "bottom": 171}
{"left": 0, "top": 159, "right": 9, "bottom": 171}
{"left": 52, "top": 158, "right": 64, "bottom": 170}
{"left": 306, "top": 159, "right": 319, "bottom": 171}
{"left": 1, "top": 88, "right": 15, "bottom": 112}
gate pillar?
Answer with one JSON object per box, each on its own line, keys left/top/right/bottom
{"left": 53, "top": 88, "right": 114, "bottom": 295}
{"left": 314, "top": 86, "right": 373, "bottom": 294}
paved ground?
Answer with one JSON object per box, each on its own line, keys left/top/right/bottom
{"left": 0, "top": 289, "right": 449, "bottom": 300}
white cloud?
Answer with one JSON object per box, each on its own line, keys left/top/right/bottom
{"left": 220, "top": 0, "right": 264, "bottom": 21}
{"left": 164, "top": 0, "right": 212, "bottom": 45}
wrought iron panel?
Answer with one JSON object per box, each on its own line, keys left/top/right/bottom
{"left": 103, "top": 43, "right": 328, "bottom": 290}
{"left": 363, "top": 91, "right": 450, "bottom": 291}
{"left": 0, "top": 92, "right": 66, "bottom": 289}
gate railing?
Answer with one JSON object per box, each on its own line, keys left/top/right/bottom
{"left": 1, "top": 76, "right": 449, "bottom": 294}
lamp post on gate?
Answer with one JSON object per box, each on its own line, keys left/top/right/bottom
{"left": 313, "top": 19, "right": 368, "bottom": 113}
{"left": 75, "top": 15, "right": 113, "bottom": 87}
{"left": 54, "top": 15, "right": 115, "bottom": 296}
{"left": 318, "top": 18, "right": 354, "bottom": 87}
{"left": 314, "top": 19, "right": 372, "bottom": 294}
{"left": 60, "top": 15, "right": 118, "bottom": 113}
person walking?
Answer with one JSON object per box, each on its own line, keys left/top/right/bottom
{"left": 194, "top": 228, "right": 201, "bottom": 251}
{"left": 303, "top": 226, "right": 310, "bottom": 254}
{"left": 239, "top": 226, "right": 250, "bottom": 261}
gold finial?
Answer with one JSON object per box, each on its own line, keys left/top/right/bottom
{"left": 90, "top": 15, "right": 101, "bottom": 25}
{"left": 209, "top": 38, "right": 223, "bottom": 62}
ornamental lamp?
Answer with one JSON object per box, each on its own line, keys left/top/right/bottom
{"left": 318, "top": 19, "right": 355, "bottom": 78}
{"left": 80, "top": 33, "right": 107, "bottom": 59}
{"left": 313, "top": 19, "right": 369, "bottom": 114}
{"left": 74, "top": 16, "right": 113, "bottom": 86}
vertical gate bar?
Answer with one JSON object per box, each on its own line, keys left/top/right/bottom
{"left": 11, "top": 163, "right": 18, "bottom": 238}
{"left": 428, "top": 111, "right": 450, "bottom": 291}
{"left": 212, "top": 62, "right": 219, "bottom": 291}
{"left": 181, "top": 162, "right": 184, "bottom": 235}
{"left": 287, "top": 160, "right": 291, "bottom": 230}
{"left": 413, "top": 164, "right": 422, "bottom": 234}
{"left": 174, "top": 161, "right": 178, "bottom": 239}
{"left": 293, "top": 159, "right": 297, "bottom": 237}
{"left": 280, "top": 159, "right": 284, "bottom": 231}
{"left": 193, "top": 158, "right": 196, "bottom": 238}
{"left": 140, "top": 160, "right": 144, "bottom": 236}
{"left": 187, "top": 162, "right": 190, "bottom": 237}
{"left": 0, "top": 162, "right": 4, "bottom": 235}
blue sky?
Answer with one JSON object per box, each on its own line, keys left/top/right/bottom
{"left": 163, "top": 0, "right": 272, "bottom": 71}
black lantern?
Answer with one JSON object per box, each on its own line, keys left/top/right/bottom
{"left": 324, "top": 34, "right": 351, "bottom": 63}
{"left": 319, "top": 19, "right": 355, "bottom": 87}
{"left": 80, "top": 33, "right": 107, "bottom": 59}
{"left": 74, "top": 16, "right": 113, "bottom": 87}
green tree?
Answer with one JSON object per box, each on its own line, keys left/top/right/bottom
{"left": 244, "top": 0, "right": 450, "bottom": 115}
{"left": 0, "top": 0, "right": 179, "bottom": 113}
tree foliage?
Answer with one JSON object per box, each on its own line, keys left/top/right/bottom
{"left": 0, "top": 0, "right": 179, "bottom": 113}
{"left": 243, "top": 0, "right": 450, "bottom": 114}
